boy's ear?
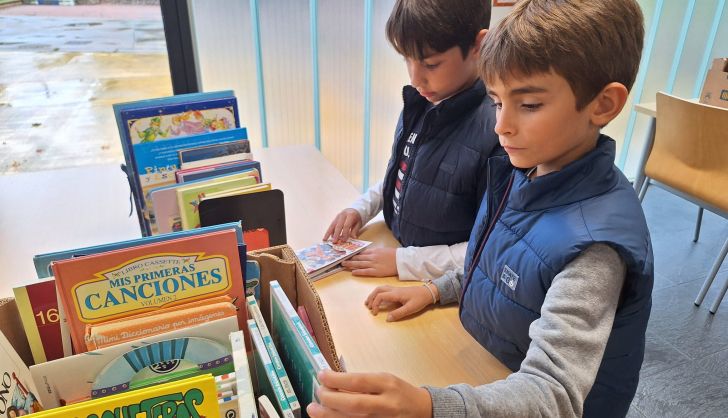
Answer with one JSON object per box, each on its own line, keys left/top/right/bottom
{"left": 472, "top": 29, "right": 488, "bottom": 56}
{"left": 589, "top": 82, "right": 629, "bottom": 127}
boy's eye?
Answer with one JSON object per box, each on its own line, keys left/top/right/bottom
{"left": 491, "top": 102, "right": 503, "bottom": 110}
{"left": 423, "top": 62, "right": 440, "bottom": 70}
{"left": 522, "top": 103, "right": 543, "bottom": 111}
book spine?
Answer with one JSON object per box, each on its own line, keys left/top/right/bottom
{"left": 248, "top": 320, "right": 294, "bottom": 418}
{"left": 230, "top": 330, "right": 259, "bottom": 418}
{"left": 270, "top": 282, "right": 330, "bottom": 372}
{"left": 247, "top": 297, "right": 301, "bottom": 416}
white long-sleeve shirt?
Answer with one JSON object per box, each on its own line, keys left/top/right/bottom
{"left": 349, "top": 181, "right": 468, "bottom": 281}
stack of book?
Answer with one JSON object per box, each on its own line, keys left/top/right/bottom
{"left": 115, "top": 91, "right": 286, "bottom": 251}
{"left": 295, "top": 239, "right": 372, "bottom": 281}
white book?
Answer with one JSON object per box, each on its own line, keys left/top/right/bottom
{"left": 248, "top": 320, "right": 296, "bottom": 418}
{"left": 180, "top": 152, "right": 254, "bottom": 169}
{"left": 248, "top": 296, "right": 301, "bottom": 417}
{"left": 258, "top": 394, "right": 281, "bottom": 418}
{"left": 229, "top": 330, "right": 259, "bottom": 418}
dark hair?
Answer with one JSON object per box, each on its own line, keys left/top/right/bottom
{"left": 480, "top": 0, "right": 644, "bottom": 109}
{"left": 386, "top": 0, "right": 491, "bottom": 60}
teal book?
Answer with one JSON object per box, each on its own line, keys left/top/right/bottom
{"left": 248, "top": 320, "right": 295, "bottom": 418}
{"left": 248, "top": 296, "right": 300, "bottom": 417}
{"left": 269, "top": 281, "right": 330, "bottom": 417}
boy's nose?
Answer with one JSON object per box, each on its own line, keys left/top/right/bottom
{"left": 408, "top": 63, "right": 426, "bottom": 89}
{"left": 494, "top": 107, "right": 515, "bottom": 137}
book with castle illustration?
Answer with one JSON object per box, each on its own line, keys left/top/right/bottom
{"left": 50, "top": 228, "right": 246, "bottom": 354}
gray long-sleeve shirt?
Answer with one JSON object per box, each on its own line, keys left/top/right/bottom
{"left": 426, "top": 243, "right": 626, "bottom": 417}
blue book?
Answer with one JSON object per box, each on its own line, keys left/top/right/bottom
{"left": 178, "top": 139, "right": 251, "bottom": 165}
{"left": 33, "top": 222, "right": 245, "bottom": 279}
{"left": 112, "top": 91, "right": 242, "bottom": 236}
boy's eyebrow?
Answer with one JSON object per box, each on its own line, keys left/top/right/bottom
{"left": 509, "top": 86, "right": 549, "bottom": 95}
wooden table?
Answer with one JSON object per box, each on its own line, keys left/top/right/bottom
{"left": 0, "top": 145, "right": 359, "bottom": 298}
{"left": 313, "top": 221, "right": 511, "bottom": 387}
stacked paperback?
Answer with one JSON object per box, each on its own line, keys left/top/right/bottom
{"left": 295, "top": 239, "right": 372, "bottom": 280}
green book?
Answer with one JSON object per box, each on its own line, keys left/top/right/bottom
{"left": 176, "top": 174, "right": 258, "bottom": 229}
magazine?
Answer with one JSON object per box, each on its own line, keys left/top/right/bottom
{"left": 294, "top": 239, "right": 371, "bottom": 280}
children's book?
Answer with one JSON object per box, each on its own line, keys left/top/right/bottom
{"left": 176, "top": 174, "right": 260, "bottom": 230}
{"left": 248, "top": 319, "right": 296, "bottom": 418}
{"left": 178, "top": 139, "right": 251, "bottom": 165}
{"left": 181, "top": 152, "right": 255, "bottom": 170}
{"left": 248, "top": 296, "right": 301, "bottom": 416}
{"left": 230, "top": 330, "right": 259, "bottom": 418}
{"left": 149, "top": 171, "right": 260, "bottom": 235}
{"left": 269, "top": 281, "right": 330, "bottom": 414}
{"left": 295, "top": 239, "right": 372, "bottom": 280}
{"left": 30, "top": 316, "right": 238, "bottom": 408}
{"left": 50, "top": 228, "right": 246, "bottom": 354}
{"left": 34, "top": 222, "right": 244, "bottom": 279}
{"left": 200, "top": 189, "right": 287, "bottom": 250}
{"left": 113, "top": 90, "right": 242, "bottom": 235}
{"left": 0, "top": 330, "right": 44, "bottom": 416}
{"left": 258, "top": 394, "right": 282, "bottom": 418}
{"left": 177, "top": 159, "right": 262, "bottom": 183}
{"left": 27, "top": 374, "right": 219, "bottom": 418}
{"left": 201, "top": 181, "right": 271, "bottom": 200}
{"left": 12, "top": 279, "right": 64, "bottom": 364}
{"left": 246, "top": 260, "right": 262, "bottom": 302}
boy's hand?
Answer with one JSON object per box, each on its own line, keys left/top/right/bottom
{"left": 341, "top": 248, "right": 398, "bottom": 277}
{"left": 307, "top": 370, "right": 433, "bottom": 418}
{"left": 323, "top": 208, "right": 362, "bottom": 243}
{"left": 364, "top": 283, "right": 436, "bottom": 322}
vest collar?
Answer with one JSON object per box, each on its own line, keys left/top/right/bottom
{"left": 402, "top": 79, "right": 486, "bottom": 131}
{"left": 494, "top": 135, "right": 620, "bottom": 212}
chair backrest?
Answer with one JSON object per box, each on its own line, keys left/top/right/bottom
{"left": 645, "top": 92, "right": 728, "bottom": 213}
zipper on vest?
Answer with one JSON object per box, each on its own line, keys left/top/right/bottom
{"left": 460, "top": 172, "right": 515, "bottom": 304}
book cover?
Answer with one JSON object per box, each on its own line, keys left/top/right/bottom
{"left": 200, "top": 189, "right": 287, "bottom": 250}
{"left": 30, "top": 316, "right": 238, "bottom": 408}
{"left": 50, "top": 228, "right": 246, "bottom": 354}
{"left": 269, "top": 281, "right": 330, "bottom": 416}
{"left": 178, "top": 139, "right": 251, "bottom": 164}
{"left": 180, "top": 152, "right": 254, "bottom": 170}
{"left": 258, "top": 394, "right": 281, "bottom": 418}
{"left": 246, "top": 260, "right": 262, "bottom": 302}
{"left": 12, "top": 279, "right": 64, "bottom": 364}
{"left": 248, "top": 320, "right": 296, "bottom": 418}
{"left": 296, "top": 306, "right": 319, "bottom": 347}
{"left": 230, "top": 330, "right": 259, "bottom": 418}
{"left": 295, "top": 239, "right": 372, "bottom": 279}
{"left": 177, "top": 159, "right": 262, "bottom": 183}
{"left": 27, "top": 374, "right": 219, "bottom": 418}
{"left": 248, "top": 296, "right": 301, "bottom": 416}
{"left": 113, "top": 90, "right": 242, "bottom": 235}
{"left": 200, "top": 181, "right": 270, "bottom": 201}
{"left": 0, "top": 330, "right": 44, "bottom": 416}
{"left": 176, "top": 175, "right": 260, "bottom": 230}
{"left": 150, "top": 172, "right": 259, "bottom": 235}
{"left": 34, "top": 222, "right": 244, "bottom": 279}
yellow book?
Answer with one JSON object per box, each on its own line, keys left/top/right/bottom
{"left": 201, "top": 182, "right": 272, "bottom": 200}
{"left": 176, "top": 174, "right": 259, "bottom": 229}
{"left": 27, "top": 374, "right": 218, "bottom": 418}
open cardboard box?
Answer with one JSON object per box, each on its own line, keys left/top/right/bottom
{"left": 247, "top": 244, "right": 343, "bottom": 372}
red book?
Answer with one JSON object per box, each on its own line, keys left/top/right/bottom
{"left": 13, "top": 279, "right": 65, "bottom": 363}
{"left": 51, "top": 229, "right": 246, "bottom": 354}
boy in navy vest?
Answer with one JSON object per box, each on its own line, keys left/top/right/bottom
{"left": 309, "top": 1, "right": 653, "bottom": 417}
{"left": 323, "top": 0, "right": 502, "bottom": 281}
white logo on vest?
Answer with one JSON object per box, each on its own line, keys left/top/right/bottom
{"left": 500, "top": 265, "right": 519, "bottom": 291}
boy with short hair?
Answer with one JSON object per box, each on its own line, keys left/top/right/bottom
{"left": 324, "top": 0, "right": 502, "bottom": 281}
{"left": 309, "top": 0, "right": 652, "bottom": 417}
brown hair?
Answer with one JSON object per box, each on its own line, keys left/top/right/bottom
{"left": 386, "top": 0, "right": 491, "bottom": 60}
{"left": 480, "top": 0, "right": 644, "bottom": 109}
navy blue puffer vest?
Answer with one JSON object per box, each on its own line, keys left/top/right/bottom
{"left": 382, "top": 80, "right": 501, "bottom": 247}
{"left": 460, "top": 136, "right": 653, "bottom": 418}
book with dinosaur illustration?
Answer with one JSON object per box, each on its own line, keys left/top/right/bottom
{"left": 113, "top": 90, "right": 244, "bottom": 235}
{"left": 50, "top": 228, "right": 246, "bottom": 354}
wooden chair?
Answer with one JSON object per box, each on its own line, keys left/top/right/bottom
{"left": 638, "top": 92, "right": 728, "bottom": 313}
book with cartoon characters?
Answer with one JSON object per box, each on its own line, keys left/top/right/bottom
{"left": 294, "top": 239, "right": 372, "bottom": 280}
{"left": 0, "top": 330, "right": 44, "bottom": 416}
{"left": 113, "top": 90, "right": 244, "bottom": 235}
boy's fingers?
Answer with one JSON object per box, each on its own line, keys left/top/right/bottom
{"left": 318, "top": 371, "right": 389, "bottom": 394}
{"left": 364, "top": 285, "right": 390, "bottom": 307}
{"left": 306, "top": 402, "right": 348, "bottom": 418}
{"left": 323, "top": 221, "right": 336, "bottom": 241}
{"left": 387, "top": 302, "right": 416, "bottom": 322}
{"left": 352, "top": 267, "right": 378, "bottom": 277}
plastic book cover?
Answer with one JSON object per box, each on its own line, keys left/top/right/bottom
{"left": 230, "top": 330, "right": 259, "bottom": 418}
{"left": 12, "top": 279, "right": 64, "bottom": 364}
{"left": 30, "top": 316, "right": 238, "bottom": 409}
{"left": 50, "top": 228, "right": 245, "bottom": 354}
{"left": 199, "top": 189, "right": 286, "bottom": 250}
{"left": 295, "top": 239, "right": 372, "bottom": 279}
{"left": 176, "top": 175, "right": 259, "bottom": 230}
{"left": 269, "top": 281, "right": 330, "bottom": 415}
{"left": 248, "top": 296, "right": 300, "bottom": 416}
{"left": 149, "top": 172, "right": 259, "bottom": 235}
{"left": 33, "top": 222, "right": 244, "bottom": 279}
{"left": 178, "top": 139, "right": 251, "bottom": 165}
{"left": 113, "top": 90, "right": 241, "bottom": 235}
{"left": 177, "top": 159, "right": 263, "bottom": 184}
{"left": 248, "top": 320, "right": 296, "bottom": 418}
{"left": 0, "top": 330, "right": 44, "bottom": 416}
{"left": 28, "top": 374, "right": 219, "bottom": 418}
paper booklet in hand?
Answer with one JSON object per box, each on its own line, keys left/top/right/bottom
{"left": 295, "top": 239, "right": 372, "bottom": 281}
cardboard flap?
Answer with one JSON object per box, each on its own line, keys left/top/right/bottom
{"left": 0, "top": 298, "right": 34, "bottom": 367}
{"left": 248, "top": 245, "right": 342, "bottom": 371}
